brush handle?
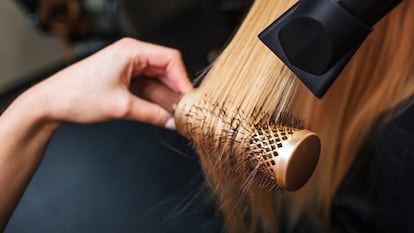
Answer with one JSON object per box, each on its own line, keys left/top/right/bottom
{"left": 131, "top": 78, "right": 182, "bottom": 113}
{"left": 131, "top": 83, "right": 202, "bottom": 137}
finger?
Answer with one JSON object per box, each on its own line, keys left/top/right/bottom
{"left": 128, "top": 40, "right": 193, "bottom": 94}
{"left": 157, "top": 51, "right": 193, "bottom": 94}
{"left": 125, "top": 95, "right": 176, "bottom": 130}
{"left": 141, "top": 67, "right": 168, "bottom": 78}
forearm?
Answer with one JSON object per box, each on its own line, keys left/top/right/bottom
{"left": 0, "top": 90, "right": 60, "bottom": 231}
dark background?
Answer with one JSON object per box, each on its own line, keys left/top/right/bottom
{"left": 2, "top": 0, "right": 252, "bottom": 232}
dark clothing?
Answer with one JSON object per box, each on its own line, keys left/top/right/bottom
{"left": 331, "top": 100, "right": 414, "bottom": 232}
{"left": 288, "top": 98, "right": 414, "bottom": 233}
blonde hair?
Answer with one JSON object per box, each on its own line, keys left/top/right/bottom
{"left": 285, "top": 0, "right": 414, "bottom": 228}
{"left": 176, "top": 0, "right": 414, "bottom": 232}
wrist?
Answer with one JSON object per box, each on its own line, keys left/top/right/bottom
{"left": 4, "top": 87, "right": 63, "bottom": 134}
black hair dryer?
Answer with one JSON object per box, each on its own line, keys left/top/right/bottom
{"left": 259, "top": 0, "right": 402, "bottom": 98}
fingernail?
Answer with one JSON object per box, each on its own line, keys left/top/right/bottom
{"left": 164, "top": 117, "right": 176, "bottom": 130}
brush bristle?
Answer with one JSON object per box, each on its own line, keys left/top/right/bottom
{"left": 175, "top": 92, "right": 313, "bottom": 191}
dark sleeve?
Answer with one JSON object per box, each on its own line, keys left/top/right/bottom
{"left": 331, "top": 103, "right": 414, "bottom": 233}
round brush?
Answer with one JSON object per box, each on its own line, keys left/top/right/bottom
{"left": 175, "top": 89, "right": 320, "bottom": 191}
{"left": 134, "top": 80, "right": 320, "bottom": 191}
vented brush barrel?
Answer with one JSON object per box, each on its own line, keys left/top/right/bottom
{"left": 277, "top": 129, "right": 320, "bottom": 191}
{"left": 175, "top": 89, "right": 321, "bottom": 191}
{"left": 248, "top": 126, "right": 320, "bottom": 191}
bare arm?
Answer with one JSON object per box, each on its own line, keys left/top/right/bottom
{"left": 0, "top": 38, "right": 192, "bottom": 231}
{"left": 0, "top": 89, "right": 60, "bottom": 229}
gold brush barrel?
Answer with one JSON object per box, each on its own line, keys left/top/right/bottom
{"left": 248, "top": 126, "right": 320, "bottom": 191}
{"left": 175, "top": 89, "right": 321, "bottom": 191}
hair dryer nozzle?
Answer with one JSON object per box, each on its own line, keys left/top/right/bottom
{"left": 259, "top": 0, "right": 373, "bottom": 98}
{"left": 259, "top": 0, "right": 402, "bottom": 98}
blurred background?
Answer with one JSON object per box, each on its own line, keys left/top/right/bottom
{"left": 0, "top": 0, "right": 252, "bottom": 232}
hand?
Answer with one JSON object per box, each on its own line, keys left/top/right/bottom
{"left": 23, "top": 37, "right": 192, "bottom": 129}
{"left": 0, "top": 38, "right": 194, "bottom": 230}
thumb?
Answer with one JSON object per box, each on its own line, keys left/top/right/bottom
{"left": 125, "top": 95, "right": 176, "bottom": 130}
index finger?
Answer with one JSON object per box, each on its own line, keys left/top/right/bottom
{"left": 121, "top": 38, "right": 193, "bottom": 94}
